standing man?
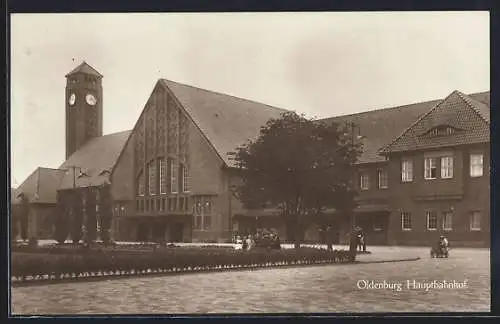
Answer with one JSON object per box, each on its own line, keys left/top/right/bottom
{"left": 348, "top": 227, "right": 358, "bottom": 262}
{"left": 326, "top": 225, "right": 333, "bottom": 251}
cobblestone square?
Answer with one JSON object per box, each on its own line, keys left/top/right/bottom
{"left": 11, "top": 246, "right": 490, "bottom": 314}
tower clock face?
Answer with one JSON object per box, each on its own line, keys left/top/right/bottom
{"left": 86, "top": 93, "right": 97, "bottom": 106}
{"left": 69, "top": 93, "right": 76, "bottom": 106}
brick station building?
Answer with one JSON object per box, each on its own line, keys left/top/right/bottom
{"left": 13, "top": 62, "right": 490, "bottom": 246}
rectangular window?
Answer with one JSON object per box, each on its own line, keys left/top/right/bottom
{"left": 401, "top": 159, "right": 413, "bottom": 182}
{"left": 442, "top": 212, "right": 453, "bottom": 231}
{"left": 203, "top": 215, "right": 211, "bottom": 230}
{"left": 193, "top": 196, "right": 213, "bottom": 230}
{"left": 136, "top": 200, "right": 140, "bottom": 212}
{"left": 148, "top": 161, "right": 157, "bottom": 195}
{"left": 156, "top": 199, "right": 161, "bottom": 211}
{"left": 203, "top": 197, "right": 212, "bottom": 216}
{"left": 424, "top": 157, "right": 437, "bottom": 180}
{"left": 470, "top": 154, "right": 484, "bottom": 177}
{"left": 171, "top": 160, "right": 178, "bottom": 193}
{"left": 426, "top": 211, "right": 437, "bottom": 230}
{"left": 137, "top": 172, "right": 145, "bottom": 196}
{"left": 378, "top": 170, "right": 388, "bottom": 189}
{"left": 470, "top": 212, "right": 481, "bottom": 231}
{"left": 161, "top": 198, "right": 166, "bottom": 212}
{"left": 194, "top": 196, "right": 202, "bottom": 229}
{"left": 159, "top": 158, "right": 167, "bottom": 194}
{"left": 401, "top": 212, "right": 412, "bottom": 231}
{"left": 360, "top": 173, "right": 369, "bottom": 191}
{"left": 441, "top": 156, "right": 454, "bottom": 179}
{"left": 194, "top": 215, "right": 202, "bottom": 230}
{"left": 182, "top": 165, "right": 190, "bottom": 193}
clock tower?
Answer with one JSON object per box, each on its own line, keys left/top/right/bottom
{"left": 65, "top": 61, "right": 103, "bottom": 159}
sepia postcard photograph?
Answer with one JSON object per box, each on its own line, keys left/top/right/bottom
{"left": 9, "top": 11, "right": 490, "bottom": 315}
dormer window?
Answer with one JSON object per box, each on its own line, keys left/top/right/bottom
{"left": 424, "top": 125, "right": 461, "bottom": 138}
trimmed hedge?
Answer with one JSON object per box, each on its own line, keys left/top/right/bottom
{"left": 11, "top": 248, "right": 355, "bottom": 282}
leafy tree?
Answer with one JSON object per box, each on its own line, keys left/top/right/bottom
{"left": 230, "top": 111, "right": 362, "bottom": 248}
{"left": 18, "top": 194, "right": 30, "bottom": 241}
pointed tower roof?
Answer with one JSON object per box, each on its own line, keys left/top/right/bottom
{"left": 65, "top": 61, "right": 103, "bottom": 78}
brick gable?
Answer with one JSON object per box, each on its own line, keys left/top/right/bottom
{"left": 380, "top": 91, "right": 490, "bottom": 154}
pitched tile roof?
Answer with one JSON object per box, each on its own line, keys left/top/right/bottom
{"left": 320, "top": 99, "right": 440, "bottom": 164}
{"left": 320, "top": 91, "right": 489, "bottom": 163}
{"left": 380, "top": 91, "right": 490, "bottom": 154}
{"left": 13, "top": 168, "right": 66, "bottom": 204}
{"left": 161, "top": 79, "right": 287, "bottom": 167}
{"left": 65, "top": 61, "right": 103, "bottom": 78}
{"left": 58, "top": 130, "right": 132, "bottom": 190}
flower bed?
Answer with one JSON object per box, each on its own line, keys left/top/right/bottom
{"left": 11, "top": 248, "right": 354, "bottom": 283}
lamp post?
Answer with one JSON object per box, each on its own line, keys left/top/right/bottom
{"left": 343, "top": 121, "right": 363, "bottom": 232}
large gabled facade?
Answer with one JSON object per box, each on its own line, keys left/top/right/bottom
{"left": 14, "top": 61, "right": 490, "bottom": 246}
{"left": 110, "top": 79, "right": 286, "bottom": 242}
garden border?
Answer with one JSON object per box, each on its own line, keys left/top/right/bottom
{"left": 11, "top": 257, "right": 421, "bottom": 287}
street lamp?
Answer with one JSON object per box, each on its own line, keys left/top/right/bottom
{"left": 342, "top": 121, "right": 363, "bottom": 231}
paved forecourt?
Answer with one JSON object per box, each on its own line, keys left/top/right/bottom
{"left": 11, "top": 246, "right": 489, "bottom": 314}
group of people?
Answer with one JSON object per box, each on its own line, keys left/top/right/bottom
{"left": 232, "top": 228, "right": 281, "bottom": 251}
{"left": 354, "top": 227, "right": 367, "bottom": 252}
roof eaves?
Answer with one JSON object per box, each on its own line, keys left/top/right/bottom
{"left": 455, "top": 91, "right": 490, "bottom": 125}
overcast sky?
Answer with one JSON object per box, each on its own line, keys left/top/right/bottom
{"left": 10, "top": 12, "right": 489, "bottom": 186}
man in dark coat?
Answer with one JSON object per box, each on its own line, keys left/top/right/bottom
{"left": 326, "top": 225, "right": 333, "bottom": 251}
{"left": 348, "top": 228, "right": 358, "bottom": 262}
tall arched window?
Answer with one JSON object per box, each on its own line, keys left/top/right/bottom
{"left": 137, "top": 171, "right": 145, "bottom": 196}
{"left": 170, "top": 159, "right": 178, "bottom": 194}
{"left": 148, "top": 160, "right": 157, "bottom": 195}
{"left": 159, "top": 158, "right": 167, "bottom": 194}
{"left": 180, "top": 164, "right": 190, "bottom": 193}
